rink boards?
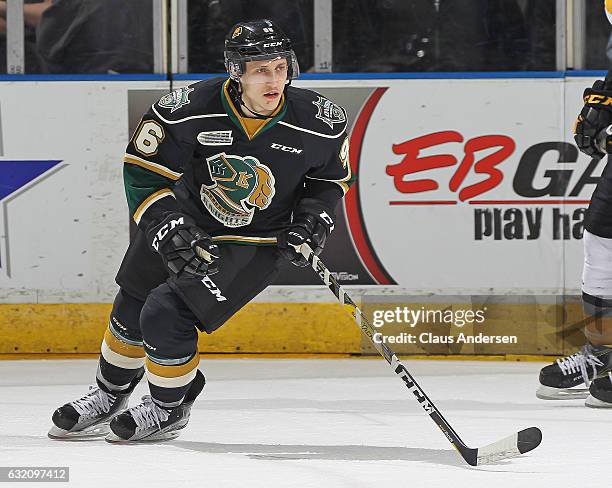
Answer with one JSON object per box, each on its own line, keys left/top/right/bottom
{"left": 0, "top": 76, "right": 600, "bottom": 356}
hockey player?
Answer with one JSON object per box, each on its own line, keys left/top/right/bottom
{"left": 537, "top": 2, "right": 612, "bottom": 407}
{"left": 48, "top": 19, "right": 352, "bottom": 441}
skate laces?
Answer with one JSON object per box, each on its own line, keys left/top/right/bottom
{"left": 556, "top": 346, "right": 604, "bottom": 386}
{"left": 71, "top": 386, "right": 116, "bottom": 418}
{"left": 130, "top": 396, "right": 169, "bottom": 431}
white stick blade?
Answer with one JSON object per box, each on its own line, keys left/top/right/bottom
{"left": 476, "top": 427, "right": 542, "bottom": 465}
{"left": 476, "top": 433, "right": 520, "bottom": 465}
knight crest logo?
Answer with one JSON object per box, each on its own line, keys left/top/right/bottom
{"left": 158, "top": 86, "right": 194, "bottom": 113}
{"left": 201, "top": 153, "right": 276, "bottom": 228}
{"left": 312, "top": 96, "right": 346, "bottom": 129}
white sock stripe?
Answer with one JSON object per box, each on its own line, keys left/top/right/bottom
{"left": 101, "top": 341, "right": 145, "bottom": 370}
{"left": 154, "top": 397, "right": 184, "bottom": 408}
{"left": 145, "top": 367, "right": 198, "bottom": 389}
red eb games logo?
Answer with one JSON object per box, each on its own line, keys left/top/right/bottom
{"left": 386, "top": 131, "right": 515, "bottom": 203}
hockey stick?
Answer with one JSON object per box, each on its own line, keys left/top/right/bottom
{"left": 297, "top": 243, "right": 542, "bottom": 466}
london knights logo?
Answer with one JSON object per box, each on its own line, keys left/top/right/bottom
{"left": 201, "top": 153, "right": 276, "bottom": 228}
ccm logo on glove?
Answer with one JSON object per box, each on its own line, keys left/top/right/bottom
{"left": 146, "top": 212, "right": 220, "bottom": 278}
{"left": 319, "top": 211, "right": 334, "bottom": 232}
{"left": 152, "top": 217, "right": 184, "bottom": 251}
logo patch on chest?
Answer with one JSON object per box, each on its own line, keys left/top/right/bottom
{"left": 201, "top": 153, "right": 276, "bottom": 228}
{"left": 158, "top": 86, "right": 194, "bottom": 113}
{"left": 312, "top": 96, "right": 346, "bottom": 129}
{"left": 197, "top": 130, "right": 234, "bottom": 146}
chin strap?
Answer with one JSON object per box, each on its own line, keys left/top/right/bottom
{"left": 228, "top": 79, "right": 288, "bottom": 119}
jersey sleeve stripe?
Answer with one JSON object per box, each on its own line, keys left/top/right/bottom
{"left": 124, "top": 153, "right": 183, "bottom": 180}
{"left": 304, "top": 178, "right": 350, "bottom": 194}
{"left": 133, "top": 188, "right": 175, "bottom": 225}
{"left": 305, "top": 163, "right": 353, "bottom": 195}
{"left": 123, "top": 153, "right": 183, "bottom": 181}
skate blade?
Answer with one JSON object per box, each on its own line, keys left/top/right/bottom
{"left": 105, "top": 430, "right": 181, "bottom": 444}
{"left": 536, "top": 385, "right": 589, "bottom": 400}
{"left": 48, "top": 422, "right": 110, "bottom": 440}
{"left": 585, "top": 395, "right": 612, "bottom": 408}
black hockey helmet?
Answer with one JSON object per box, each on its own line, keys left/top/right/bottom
{"left": 224, "top": 19, "right": 300, "bottom": 82}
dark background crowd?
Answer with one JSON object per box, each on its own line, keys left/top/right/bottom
{"left": 0, "top": 0, "right": 609, "bottom": 74}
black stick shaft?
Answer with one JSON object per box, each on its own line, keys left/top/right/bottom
{"left": 299, "top": 243, "right": 476, "bottom": 465}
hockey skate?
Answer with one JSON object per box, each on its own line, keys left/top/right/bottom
{"left": 585, "top": 373, "right": 612, "bottom": 408}
{"left": 106, "top": 369, "right": 205, "bottom": 443}
{"left": 48, "top": 368, "right": 144, "bottom": 439}
{"left": 536, "top": 344, "right": 612, "bottom": 400}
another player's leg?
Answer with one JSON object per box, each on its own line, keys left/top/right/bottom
{"left": 49, "top": 290, "right": 146, "bottom": 438}
{"left": 581, "top": 230, "right": 612, "bottom": 407}
{"left": 537, "top": 230, "right": 612, "bottom": 401}
{"left": 107, "top": 284, "right": 205, "bottom": 442}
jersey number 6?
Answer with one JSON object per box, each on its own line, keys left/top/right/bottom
{"left": 133, "top": 120, "right": 165, "bottom": 156}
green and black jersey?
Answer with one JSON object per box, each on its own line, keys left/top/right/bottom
{"left": 123, "top": 77, "right": 353, "bottom": 246}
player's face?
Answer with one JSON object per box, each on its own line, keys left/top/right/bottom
{"left": 240, "top": 57, "right": 288, "bottom": 116}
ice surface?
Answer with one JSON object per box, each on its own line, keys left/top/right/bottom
{"left": 0, "top": 358, "right": 609, "bottom": 487}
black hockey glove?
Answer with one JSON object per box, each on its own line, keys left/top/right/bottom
{"left": 147, "top": 213, "right": 220, "bottom": 278}
{"left": 574, "top": 79, "right": 612, "bottom": 158}
{"left": 278, "top": 199, "right": 335, "bottom": 267}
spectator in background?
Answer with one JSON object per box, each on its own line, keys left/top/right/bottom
{"left": 0, "top": 0, "right": 51, "bottom": 73}
{"left": 188, "top": 0, "right": 312, "bottom": 73}
{"left": 36, "top": 0, "right": 152, "bottom": 74}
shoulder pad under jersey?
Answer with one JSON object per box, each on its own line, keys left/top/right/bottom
{"left": 152, "top": 77, "right": 226, "bottom": 124}
{"left": 284, "top": 86, "right": 348, "bottom": 139}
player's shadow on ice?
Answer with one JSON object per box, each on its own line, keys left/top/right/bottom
{"left": 170, "top": 441, "right": 509, "bottom": 467}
